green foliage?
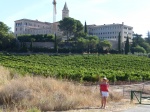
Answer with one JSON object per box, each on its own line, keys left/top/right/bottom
{"left": 139, "top": 42, "right": 150, "bottom": 53}
{"left": 84, "top": 21, "right": 87, "bottom": 34}
{"left": 0, "top": 21, "right": 16, "bottom": 51}
{"left": 145, "top": 31, "right": 150, "bottom": 44}
{"left": 131, "top": 45, "right": 146, "bottom": 53}
{"left": 17, "top": 34, "right": 54, "bottom": 42}
{"left": 27, "top": 107, "right": 41, "bottom": 112}
{"left": 0, "top": 54, "right": 150, "bottom": 82}
{"left": 118, "top": 32, "right": 121, "bottom": 53}
{"left": 86, "top": 35, "right": 99, "bottom": 51}
{"left": 99, "top": 40, "right": 112, "bottom": 50}
{"left": 125, "top": 36, "right": 130, "bottom": 54}
{"left": 131, "top": 34, "right": 150, "bottom": 53}
{"left": 74, "top": 20, "right": 84, "bottom": 37}
{"left": 58, "top": 17, "right": 83, "bottom": 40}
{"left": 54, "top": 34, "right": 58, "bottom": 53}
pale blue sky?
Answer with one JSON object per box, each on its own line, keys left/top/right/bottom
{"left": 1, "top": 0, "right": 150, "bottom": 37}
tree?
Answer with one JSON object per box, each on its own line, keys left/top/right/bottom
{"left": 139, "top": 42, "right": 150, "bottom": 53}
{"left": 131, "top": 45, "right": 146, "bottom": 53}
{"left": 118, "top": 32, "right": 121, "bottom": 53}
{"left": 0, "top": 22, "right": 10, "bottom": 33}
{"left": 54, "top": 34, "right": 58, "bottom": 53}
{"left": 58, "top": 17, "right": 83, "bottom": 42}
{"left": 86, "top": 35, "right": 99, "bottom": 53}
{"left": 84, "top": 21, "right": 87, "bottom": 34}
{"left": 0, "top": 21, "right": 15, "bottom": 50}
{"left": 132, "top": 34, "right": 143, "bottom": 47}
{"left": 99, "top": 40, "right": 112, "bottom": 49}
{"left": 145, "top": 31, "right": 150, "bottom": 44}
{"left": 18, "top": 34, "right": 55, "bottom": 42}
{"left": 30, "top": 38, "right": 35, "bottom": 51}
{"left": 125, "top": 36, "right": 130, "bottom": 54}
{"left": 76, "top": 37, "right": 87, "bottom": 52}
{"left": 74, "top": 20, "right": 83, "bottom": 37}
{"left": 58, "top": 17, "right": 76, "bottom": 41}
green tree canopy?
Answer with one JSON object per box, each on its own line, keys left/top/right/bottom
{"left": 139, "top": 42, "right": 150, "bottom": 53}
{"left": 118, "top": 32, "right": 121, "bottom": 53}
{"left": 0, "top": 21, "right": 15, "bottom": 50}
{"left": 0, "top": 22, "right": 10, "bottom": 33}
{"left": 84, "top": 21, "right": 87, "bottom": 34}
{"left": 99, "top": 40, "right": 112, "bottom": 50}
{"left": 131, "top": 45, "right": 146, "bottom": 53}
{"left": 17, "top": 34, "right": 54, "bottom": 42}
{"left": 58, "top": 17, "right": 83, "bottom": 41}
{"left": 125, "top": 36, "right": 130, "bottom": 54}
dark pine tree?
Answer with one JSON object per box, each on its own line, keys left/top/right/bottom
{"left": 125, "top": 36, "right": 130, "bottom": 54}
{"left": 54, "top": 33, "right": 58, "bottom": 53}
{"left": 84, "top": 21, "right": 87, "bottom": 34}
{"left": 118, "top": 32, "right": 121, "bottom": 53}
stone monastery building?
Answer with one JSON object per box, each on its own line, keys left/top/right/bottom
{"left": 14, "top": 2, "right": 69, "bottom": 37}
{"left": 14, "top": 1, "right": 133, "bottom": 49}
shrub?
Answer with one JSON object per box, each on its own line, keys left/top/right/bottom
{"left": 27, "top": 107, "right": 41, "bottom": 112}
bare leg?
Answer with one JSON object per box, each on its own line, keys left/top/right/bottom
{"left": 100, "top": 97, "right": 104, "bottom": 108}
{"left": 103, "top": 97, "right": 107, "bottom": 109}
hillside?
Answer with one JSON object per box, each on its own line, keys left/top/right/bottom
{"left": 0, "top": 66, "right": 131, "bottom": 111}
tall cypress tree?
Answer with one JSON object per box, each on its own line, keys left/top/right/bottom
{"left": 125, "top": 36, "right": 130, "bottom": 54}
{"left": 118, "top": 32, "right": 121, "bottom": 53}
{"left": 54, "top": 33, "right": 58, "bottom": 53}
{"left": 84, "top": 21, "right": 87, "bottom": 34}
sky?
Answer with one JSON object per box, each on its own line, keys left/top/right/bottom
{"left": 1, "top": 0, "right": 150, "bottom": 37}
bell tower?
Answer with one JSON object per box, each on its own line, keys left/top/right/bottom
{"left": 62, "top": 2, "right": 69, "bottom": 19}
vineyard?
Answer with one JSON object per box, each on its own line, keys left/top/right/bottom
{"left": 0, "top": 53, "right": 150, "bottom": 82}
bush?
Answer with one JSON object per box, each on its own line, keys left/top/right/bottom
{"left": 27, "top": 107, "right": 41, "bottom": 112}
{"left": 131, "top": 45, "right": 146, "bottom": 53}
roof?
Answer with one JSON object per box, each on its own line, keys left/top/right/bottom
{"left": 63, "top": 2, "right": 69, "bottom": 10}
{"left": 14, "top": 19, "right": 52, "bottom": 24}
{"left": 88, "top": 23, "right": 133, "bottom": 28}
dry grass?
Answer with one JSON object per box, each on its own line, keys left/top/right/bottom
{"left": 0, "top": 76, "right": 101, "bottom": 111}
{"left": 0, "top": 66, "right": 123, "bottom": 111}
{"left": 0, "top": 66, "right": 12, "bottom": 86}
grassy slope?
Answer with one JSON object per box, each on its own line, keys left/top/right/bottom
{"left": 0, "top": 66, "right": 124, "bottom": 111}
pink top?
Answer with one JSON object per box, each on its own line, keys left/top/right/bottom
{"left": 100, "top": 83, "right": 109, "bottom": 92}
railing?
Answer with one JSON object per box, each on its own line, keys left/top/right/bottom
{"left": 131, "top": 91, "right": 142, "bottom": 104}
{"left": 131, "top": 90, "right": 150, "bottom": 104}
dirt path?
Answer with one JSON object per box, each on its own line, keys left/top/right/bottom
{"left": 123, "top": 105, "right": 150, "bottom": 112}
{"left": 60, "top": 100, "right": 135, "bottom": 112}
{"left": 60, "top": 105, "right": 150, "bottom": 112}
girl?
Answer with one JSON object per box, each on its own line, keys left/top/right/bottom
{"left": 99, "top": 77, "right": 109, "bottom": 109}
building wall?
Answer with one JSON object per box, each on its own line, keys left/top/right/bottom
{"left": 87, "top": 23, "right": 133, "bottom": 49}
{"left": 14, "top": 19, "right": 63, "bottom": 37}
{"left": 14, "top": 19, "right": 53, "bottom": 37}
{"left": 62, "top": 10, "right": 69, "bottom": 19}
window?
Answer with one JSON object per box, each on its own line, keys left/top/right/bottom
{"left": 124, "top": 27, "right": 127, "bottom": 29}
{"left": 16, "top": 28, "right": 17, "bottom": 31}
{"left": 128, "top": 28, "right": 132, "bottom": 30}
